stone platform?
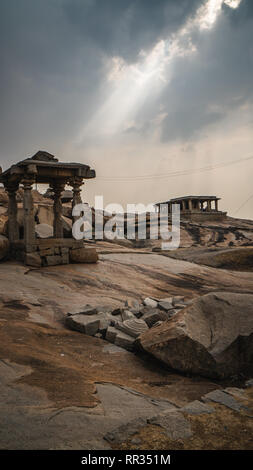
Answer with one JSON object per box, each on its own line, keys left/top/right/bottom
{"left": 10, "top": 238, "right": 98, "bottom": 267}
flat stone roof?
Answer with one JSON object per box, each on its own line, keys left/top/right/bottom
{"left": 0, "top": 150, "right": 96, "bottom": 184}
{"left": 155, "top": 195, "right": 220, "bottom": 205}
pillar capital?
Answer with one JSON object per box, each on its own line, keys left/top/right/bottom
{"left": 70, "top": 177, "right": 83, "bottom": 203}
{"left": 5, "top": 183, "right": 19, "bottom": 195}
{"left": 70, "top": 177, "right": 84, "bottom": 225}
{"left": 22, "top": 175, "right": 36, "bottom": 190}
{"left": 50, "top": 181, "right": 65, "bottom": 197}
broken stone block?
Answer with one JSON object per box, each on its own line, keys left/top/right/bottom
{"left": 115, "top": 318, "right": 148, "bottom": 338}
{"left": 99, "top": 313, "right": 115, "bottom": 335}
{"left": 158, "top": 300, "right": 174, "bottom": 311}
{"left": 115, "top": 331, "right": 136, "bottom": 351}
{"left": 25, "top": 252, "right": 42, "bottom": 267}
{"left": 46, "top": 255, "right": 63, "bottom": 266}
{"left": 143, "top": 297, "right": 158, "bottom": 308}
{"left": 65, "top": 314, "right": 101, "bottom": 336}
{"left": 105, "top": 326, "right": 118, "bottom": 343}
{"left": 142, "top": 309, "right": 161, "bottom": 328}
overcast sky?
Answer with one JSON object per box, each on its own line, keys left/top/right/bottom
{"left": 1, "top": 0, "right": 253, "bottom": 217}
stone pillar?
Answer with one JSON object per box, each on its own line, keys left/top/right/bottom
{"left": 52, "top": 182, "right": 65, "bottom": 238}
{"left": 188, "top": 199, "right": 193, "bottom": 212}
{"left": 215, "top": 199, "right": 218, "bottom": 211}
{"left": 71, "top": 177, "right": 83, "bottom": 224}
{"left": 22, "top": 177, "right": 36, "bottom": 248}
{"left": 207, "top": 200, "right": 211, "bottom": 211}
{"left": 6, "top": 185, "right": 19, "bottom": 242}
{"left": 181, "top": 200, "right": 186, "bottom": 212}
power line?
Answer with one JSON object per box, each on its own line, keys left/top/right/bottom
{"left": 233, "top": 193, "right": 253, "bottom": 216}
{"left": 96, "top": 154, "right": 253, "bottom": 182}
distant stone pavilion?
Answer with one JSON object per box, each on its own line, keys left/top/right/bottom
{"left": 155, "top": 195, "right": 227, "bottom": 221}
{"left": 0, "top": 151, "right": 96, "bottom": 266}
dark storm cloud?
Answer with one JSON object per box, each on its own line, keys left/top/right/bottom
{"left": 159, "top": 0, "right": 253, "bottom": 141}
{"left": 63, "top": 0, "right": 202, "bottom": 62}
{"left": 0, "top": 0, "right": 252, "bottom": 168}
{"left": 0, "top": 0, "right": 203, "bottom": 166}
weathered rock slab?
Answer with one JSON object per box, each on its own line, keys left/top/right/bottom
{"left": 65, "top": 314, "right": 102, "bottom": 336}
{"left": 158, "top": 300, "right": 174, "bottom": 311}
{"left": 181, "top": 400, "right": 214, "bottom": 415}
{"left": 114, "top": 331, "right": 136, "bottom": 351}
{"left": 143, "top": 297, "right": 158, "bottom": 308}
{"left": 202, "top": 390, "right": 243, "bottom": 411}
{"left": 148, "top": 410, "right": 192, "bottom": 440}
{"left": 105, "top": 326, "right": 118, "bottom": 343}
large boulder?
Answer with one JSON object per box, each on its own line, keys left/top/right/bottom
{"left": 36, "top": 205, "right": 54, "bottom": 226}
{"left": 35, "top": 223, "right": 53, "bottom": 238}
{"left": 138, "top": 292, "right": 253, "bottom": 379}
{"left": 0, "top": 188, "right": 8, "bottom": 206}
{"left": 0, "top": 235, "right": 9, "bottom": 260}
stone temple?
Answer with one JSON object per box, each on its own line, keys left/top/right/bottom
{"left": 0, "top": 151, "right": 96, "bottom": 266}
{"left": 155, "top": 195, "right": 227, "bottom": 221}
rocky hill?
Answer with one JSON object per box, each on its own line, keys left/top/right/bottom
{"left": 0, "top": 186, "right": 252, "bottom": 449}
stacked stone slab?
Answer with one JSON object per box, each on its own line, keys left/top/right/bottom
{"left": 11, "top": 238, "right": 98, "bottom": 267}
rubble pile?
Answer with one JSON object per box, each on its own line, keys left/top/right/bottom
{"left": 65, "top": 296, "right": 190, "bottom": 352}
